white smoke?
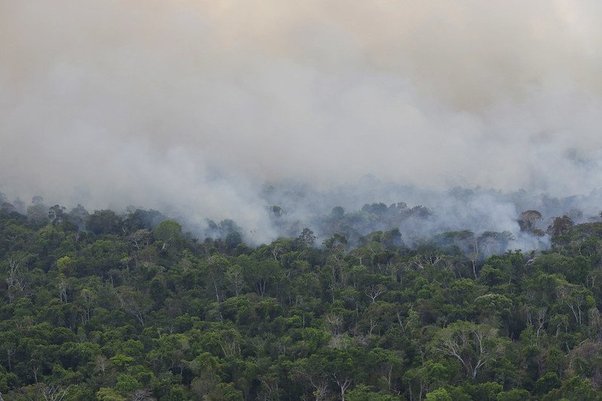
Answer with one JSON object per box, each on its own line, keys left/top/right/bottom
{"left": 1, "top": 0, "right": 602, "bottom": 243}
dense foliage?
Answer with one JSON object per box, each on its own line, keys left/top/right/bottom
{"left": 0, "top": 202, "right": 601, "bottom": 401}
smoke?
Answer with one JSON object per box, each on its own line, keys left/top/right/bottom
{"left": 1, "top": 0, "right": 602, "bottom": 244}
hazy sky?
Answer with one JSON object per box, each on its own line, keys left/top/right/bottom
{"left": 1, "top": 0, "right": 602, "bottom": 236}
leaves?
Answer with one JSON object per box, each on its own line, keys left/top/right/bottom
{"left": 0, "top": 205, "right": 601, "bottom": 400}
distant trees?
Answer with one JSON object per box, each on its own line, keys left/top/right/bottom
{"left": 86, "top": 210, "right": 122, "bottom": 235}
{"left": 26, "top": 196, "right": 49, "bottom": 227}
{"left": 518, "top": 210, "right": 544, "bottom": 236}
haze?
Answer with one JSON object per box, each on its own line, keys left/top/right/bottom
{"left": 1, "top": 0, "right": 602, "bottom": 242}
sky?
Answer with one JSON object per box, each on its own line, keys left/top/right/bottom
{"left": 1, "top": 0, "right": 602, "bottom": 241}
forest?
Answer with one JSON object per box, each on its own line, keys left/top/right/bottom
{"left": 0, "top": 198, "right": 601, "bottom": 401}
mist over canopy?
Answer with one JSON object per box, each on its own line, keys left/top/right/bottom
{"left": 1, "top": 0, "right": 602, "bottom": 242}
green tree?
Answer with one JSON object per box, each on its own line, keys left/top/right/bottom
{"left": 425, "top": 388, "right": 452, "bottom": 401}
{"left": 153, "top": 220, "right": 183, "bottom": 252}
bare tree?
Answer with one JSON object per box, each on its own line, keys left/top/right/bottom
{"left": 6, "top": 257, "right": 25, "bottom": 303}
{"left": 433, "top": 322, "right": 504, "bottom": 380}
{"left": 557, "top": 283, "right": 589, "bottom": 326}
{"left": 116, "top": 286, "right": 151, "bottom": 326}
{"left": 130, "top": 389, "right": 156, "bottom": 401}
{"left": 333, "top": 374, "right": 352, "bottom": 401}
{"left": 365, "top": 284, "right": 386, "bottom": 303}
{"left": 40, "top": 385, "right": 70, "bottom": 401}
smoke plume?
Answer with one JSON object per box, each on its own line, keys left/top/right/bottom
{"left": 1, "top": 0, "right": 602, "bottom": 243}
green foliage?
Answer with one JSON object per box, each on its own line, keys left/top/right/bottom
{"left": 153, "top": 220, "right": 183, "bottom": 252}
{"left": 97, "top": 387, "right": 126, "bottom": 401}
{"left": 425, "top": 388, "right": 452, "bottom": 401}
{"left": 496, "top": 388, "right": 530, "bottom": 401}
{"left": 0, "top": 205, "right": 601, "bottom": 400}
{"left": 347, "top": 384, "right": 398, "bottom": 401}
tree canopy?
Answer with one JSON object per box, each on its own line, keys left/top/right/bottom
{"left": 0, "top": 202, "right": 601, "bottom": 401}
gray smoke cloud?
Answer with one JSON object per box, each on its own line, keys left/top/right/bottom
{"left": 1, "top": 0, "right": 602, "bottom": 243}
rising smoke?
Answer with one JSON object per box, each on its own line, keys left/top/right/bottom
{"left": 1, "top": 0, "right": 602, "bottom": 244}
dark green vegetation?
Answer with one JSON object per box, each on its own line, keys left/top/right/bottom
{"left": 0, "top": 203, "right": 601, "bottom": 401}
